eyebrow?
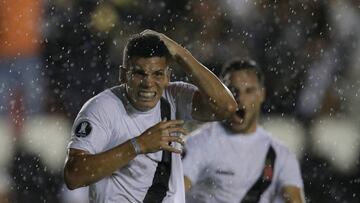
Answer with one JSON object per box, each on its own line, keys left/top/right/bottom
{"left": 131, "top": 65, "right": 169, "bottom": 72}
{"left": 246, "top": 87, "right": 258, "bottom": 92}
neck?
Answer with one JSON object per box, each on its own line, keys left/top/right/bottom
{"left": 223, "top": 121, "right": 258, "bottom": 135}
{"left": 242, "top": 122, "right": 257, "bottom": 135}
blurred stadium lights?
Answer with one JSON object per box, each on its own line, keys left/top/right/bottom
{"left": 311, "top": 117, "right": 360, "bottom": 175}
{"left": 20, "top": 115, "right": 71, "bottom": 172}
{"left": 262, "top": 115, "right": 306, "bottom": 159}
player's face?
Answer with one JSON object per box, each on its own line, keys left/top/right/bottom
{"left": 224, "top": 70, "right": 265, "bottom": 134}
{"left": 125, "top": 56, "right": 170, "bottom": 111}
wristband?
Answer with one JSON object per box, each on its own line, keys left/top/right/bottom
{"left": 130, "top": 138, "right": 142, "bottom": 155}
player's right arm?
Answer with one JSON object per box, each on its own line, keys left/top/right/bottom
{"left": 64, "top": 120, "right": 187, "bottom": 190}
{"left": 140, "top": 29, "right": 237, "bottom": 121}
{"left": 64, "top": 142, "right": 137, "bottom": 190}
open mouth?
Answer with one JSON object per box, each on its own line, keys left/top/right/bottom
{"left": 236, "top": 108, "right": 246, "bottom": 119}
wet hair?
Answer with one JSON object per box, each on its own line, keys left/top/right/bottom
{"left": 122, "top": 34, "right": 171, "bottom": 67}
{"left": 120, "top": 34, "right": 171, "bottom": 82}
{"left": 221, "top": 58, "right": 265, "bottom": 86}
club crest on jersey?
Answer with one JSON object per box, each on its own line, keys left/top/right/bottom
{"left": 263, "top": 163, "right": 274, "bottom": 181}
{"left": 75, "top": 121, "right": 92, "bottom": 137}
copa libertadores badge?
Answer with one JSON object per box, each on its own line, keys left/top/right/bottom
{"left": 75, "top": 121, "right": 92, "bottom": 137}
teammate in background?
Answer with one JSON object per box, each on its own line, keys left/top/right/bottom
{"left": 183, "top": 59, "right": 305, "bottom": 203}
{"left": 63, "top": 30, "right": 237, "bottom": 203}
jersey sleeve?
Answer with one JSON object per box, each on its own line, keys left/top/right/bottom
{"left": 166, "top": 82, "right": 198, "bottom": 120}
{"left": 277, "top": 149, "right": 304, "bottom": 189}
{"left": 67, "top": 97, "right": 112, "bottom": 154}
{"left": 182, "top": 125, "right": 212, "bottom": 184}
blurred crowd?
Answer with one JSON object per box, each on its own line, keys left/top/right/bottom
{"left": 0, "top": 0, "right": 360, "bottom": 202}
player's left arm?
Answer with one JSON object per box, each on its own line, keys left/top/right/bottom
{"left": 278, "top": 147, "right": 306, "bottom": 203}
{"left": 282, "top": 186, "right": 305, "bottom": 203}
{"left": 141, "top": 29, "right": 237, "bottom": 121}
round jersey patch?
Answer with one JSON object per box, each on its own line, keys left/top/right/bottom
{"left": 75, "top": 121, "right": 92, "bottom": 137}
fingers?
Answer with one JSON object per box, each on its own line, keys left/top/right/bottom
{"left": 162, "top": 120, "right": 188, "bottom": 135}
{"left": 139, "top": 29, "right": 171, "bottom": 44}
{"left": 167, "top": 127, "right": 188, "bottom": 136}
{"left": 140, "top": 29, "right": 159, "bottom": 36}
{"left": 159, "top": 120, "right": 184, "bottom": 128}
{"left": 161, "top": 135, "right": 185, "bottom": 145}
{"left": 141, "top": 120, "right": 188, "bottom": 154}
{"left": 158, "top": 120, "right": 188, "bottom": 136}
{"left": 161, "top": 144, "right": 182, "bottom": 154}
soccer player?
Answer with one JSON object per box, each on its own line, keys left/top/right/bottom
{"left": 183, "top": 59, "right": 305, "bottom": 203}
{"left": 63, "top": 30, "right": 237, "bottom": 203}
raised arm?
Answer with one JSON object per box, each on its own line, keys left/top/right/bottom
{"left": 141, "top": 30, "right": 237, "bottom": 121}
{"left": 64, "top": 120, "right": 187, "bottom": 189}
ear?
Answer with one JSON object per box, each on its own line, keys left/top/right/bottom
{"left": 165, "top": 67, "right": 171, "bottom": 85}
{"left": 259, "top": 86, "right": 266, "bottom": 103}
{"left": 119, "top": 65, "right": 127, "bottom": 83}
{"left": 163, "top": 72, "right": 170, "bottom": 87}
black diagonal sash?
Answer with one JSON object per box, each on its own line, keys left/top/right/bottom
{"left": 143, "top": 97, "right": 172, "bottom": 203}
{"left": 241, "top": 145, "right": 276, "bottom": 203}
{"left": 110, "top": 86, "right": 172, "bottom": 202}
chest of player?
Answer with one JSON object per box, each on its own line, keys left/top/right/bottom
{"left": 103, "top": 110, "right": 164, "bottom": 188}
{"left": 206, "top": 147, "right": 280, "bottom": 196}
{"left": 109, "top": 107, "right": 162, "bottom": 144}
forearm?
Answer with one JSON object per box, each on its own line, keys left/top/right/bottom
{"left": 139, "top": 29, "right": 236, "bottom": 119}
{"left": 64, "top": 140, "right": 136, "bottom": 189}
{"left": 175, "top": 48, "right": 237, "bottom": 117}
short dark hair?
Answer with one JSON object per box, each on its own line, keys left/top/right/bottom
{"left": 221, "top": 58, "right": 265, "bottom": 86}
{"left": 122, "top": 34, "right": 171, "bottom": 67}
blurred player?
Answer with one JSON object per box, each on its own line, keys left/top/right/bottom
{"left": 183, "top": 58, "right": 305, "bottom": 203}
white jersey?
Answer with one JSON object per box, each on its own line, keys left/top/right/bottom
{"left": 183, "top": 122, "right": 303, "bottom": 203}
{"left": 68, "top": 82, "right": 197, "bottom": 203}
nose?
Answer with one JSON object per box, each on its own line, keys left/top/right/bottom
{"left": 141, "top": 75, "right": 154, "bottom": 87}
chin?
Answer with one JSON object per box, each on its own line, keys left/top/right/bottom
{"left": 225, "top": 120, "right": 244, "bottom": 132}
{"left": 228, "top": 118, "right": 250, "bottom": 132}
{"left": 136, "top": 105, "right": 154, "bottom": 111}
{"left": 135, "top": 101, "right": 158, "bottom": 111}
{"left": 229, "top": 125, "right": 247, "bottom": 133}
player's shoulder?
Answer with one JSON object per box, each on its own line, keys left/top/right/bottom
{"left": 79, "top": 88, "right": 123, "bottom": 116}
{"left": 258, "top": 127, "right": 294, "bottom": 157}
{"left": 186, "top": 122, "right": 223, "bottom": 145}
